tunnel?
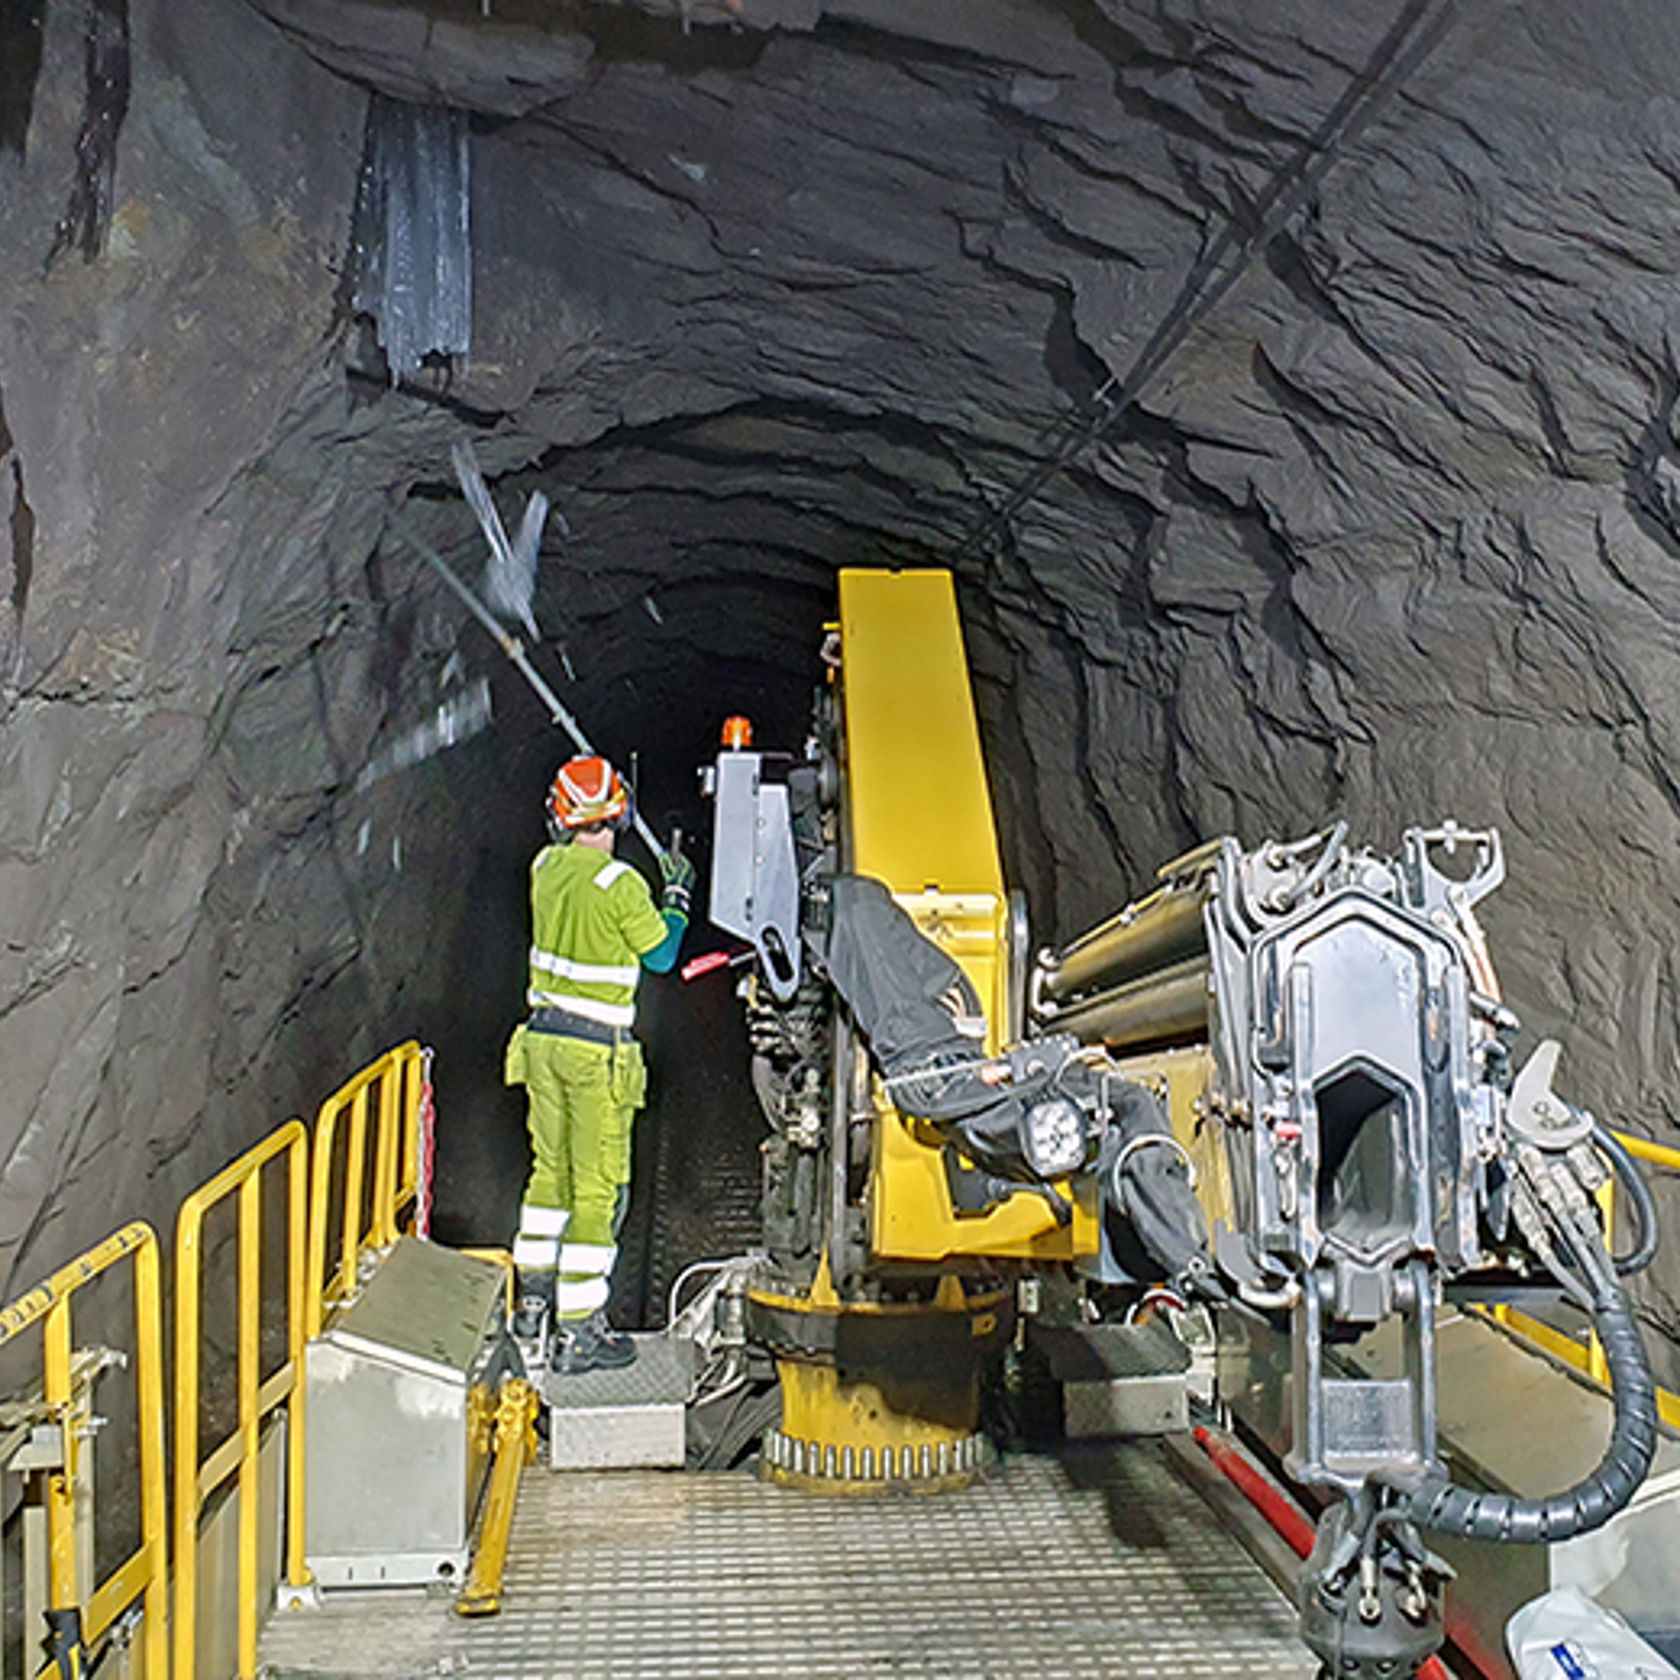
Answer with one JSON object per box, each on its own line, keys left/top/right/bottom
{"left": 2, "top": 0, "right": 1680, "bottom": 1402}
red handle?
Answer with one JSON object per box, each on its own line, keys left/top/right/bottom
{"left": 682, "top": 949, "right": 740, "bottom": 983}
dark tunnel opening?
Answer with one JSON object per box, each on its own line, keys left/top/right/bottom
{"left": 412, "top": 549, "right": 839, "bottom": 1325}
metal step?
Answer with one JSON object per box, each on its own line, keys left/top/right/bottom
{"left": 542, "top": 1331, "right": 694, "bottom": 1470}
{"left": 1032, "top": 1316, "right": 1193, "bottom": 1438}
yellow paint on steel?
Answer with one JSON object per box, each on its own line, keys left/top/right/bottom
{"left": 455, "top": 1379, "right": 539, "bottom": 1618}
{"left": 837, "top": 570, "right": 1098, "bottom": 1263}
{"left": 306, "top": 1042, "right": 428, "bottom": 1336}
{"left": 43, "top": 1294, "right": 77, "bottom": 1616}
{"left": 776, "top": 1361, "right": 978, "bottom": 1451}
{"left": 838, "top": 569, "right": 1003, "bottom": 899}
{"left": 767, "top": 1355, "right": 992, "bottom": 1496}
{"left": 174, "top": 1118, "right": 312, "bottom": 1680}
{"left": 0, "top": 1223, "right": 169, "bottom": 1680}
{"left": 755, "top": 1270, "right": 999, "bottom": 1493}
{"left": 747, "top": 1270, "right": 1008, "bottom": 1323}
{"left": 1612, "top": 1128, "right": 1680, "bottom": 1173}
{"left": 340, "top": 1087, "right": 369, "bottom": 1312}
{"left": 1109, "top": 1045, "right": 1232, "bottom": 1232}
{"left": 1484, "top": 1304, "right": 1680, "bottom": 1432}
{"left": 869, "top": 1107, "right": 1100, "bottom": 1260}
{"left": 1479, "top": 1128, "right": 1680, "bottom": 1430}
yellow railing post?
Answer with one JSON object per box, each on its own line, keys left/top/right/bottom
{"left": 175, "top": 1201, "right": 203, "bottom": 1677}
{"left": 404, "top": 1049, "right": 430, "bottom": 1226}
{"left": 173, "top": 1121, "right": 311, "bottom": 1680}
{"left": 375, "top": 1065, "right": 401, "bottom": 1247}
{"left": 305, "top": 1043, "right": 427, "bottom": 1335}
{"left": 41, "top": 1301, "right": 77, "bottom": 1612}
{"left": 0, "top": 1224, "right": 169, "bottom": 1680}
{"left": 0, "top": 1045, "right": 430, "bottom": 1680}
{"left": 454, "top": 1379, "right": 538, "bottom": 1618}
{"left": 237, "top": 1171, "right": 261, "bottom": 1676}
{"left": 285, "top": 1123, "right": 310, "bottom": 1593}
{"left": 339, "top": 1086, "right": 369, "bottom": 1303}
{"left": 136, "top": 1227, "right": 171, "bottom": 1679}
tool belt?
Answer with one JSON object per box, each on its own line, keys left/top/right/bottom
{"left": 527, "top": 1006, "right": 629, "bottom": 1047}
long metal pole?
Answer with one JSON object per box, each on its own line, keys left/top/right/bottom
{"left": 387, "top": 505, "right": 664, "bottom": 861}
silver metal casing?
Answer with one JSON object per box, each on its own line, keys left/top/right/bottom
{"left": 304, "top": 1237, "right": 505, "bottom": 1588}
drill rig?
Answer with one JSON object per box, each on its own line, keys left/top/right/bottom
{"left": 699, "top": 568, "right": 1661, "bottom": 1678}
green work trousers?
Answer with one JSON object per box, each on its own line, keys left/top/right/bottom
{"left": 518, "top": 1030, "right": 646, "bottom": 1251}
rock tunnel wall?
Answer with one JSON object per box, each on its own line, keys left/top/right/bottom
{"left": 1, "top": 0, "right": 1679, "bottom": 1374}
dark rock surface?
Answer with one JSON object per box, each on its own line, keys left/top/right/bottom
{"left": 3, "top": 0, "right": 1680, "bottom": 1386}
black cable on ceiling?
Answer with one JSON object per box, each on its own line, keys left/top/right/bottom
{"left": 951, "top": 0, "right": 1466, "bottom": 570}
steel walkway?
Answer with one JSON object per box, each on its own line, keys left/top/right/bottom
{"left": 260, "top": 1442, "right": 1312, "bottom": 1680}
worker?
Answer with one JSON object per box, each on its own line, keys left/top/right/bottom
{"left": 503, "top": 755, "right": 694, "bottom": 1375}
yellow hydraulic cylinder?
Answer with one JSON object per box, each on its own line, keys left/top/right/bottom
{"left": 1046, "top": 956, "right": 1211, "bottom": 1053}
{"left": 456, "top": 1378, "right": 539, "bottom": 1618}
{"left": 1037, "top": 879, "right": 1210, "bottom": 1007}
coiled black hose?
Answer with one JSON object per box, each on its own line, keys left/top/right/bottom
{"left": 1593, "top": 1121, "right": 1660, "bottom": 1277}
{"left": 1398, "top": 1285, "right": 1658, "bottom": 1543}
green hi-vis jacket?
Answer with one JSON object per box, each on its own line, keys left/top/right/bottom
{"left": 526, "top": 844, "right": 673, "bottom": 1029}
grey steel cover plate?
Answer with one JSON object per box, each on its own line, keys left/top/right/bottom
{"left": 261, "top": 1442, "right": 1312, "bottom": 1679}
{"left": 1034, "top": 1316, "right": 1192, "bottom": 1382}
{"left": 539, "top": 1332, "right": 694, "bottom": 1409}
{"left": 325, "top": 1237, "right": 507, "bottom": 1381}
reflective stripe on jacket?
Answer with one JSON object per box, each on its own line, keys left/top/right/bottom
{"left": 527, "top": 844, "right": 669, "bottom": 1027}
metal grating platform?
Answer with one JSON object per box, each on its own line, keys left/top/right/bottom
{"left": 260, "top": 1443, "right": 1313, "bottom": 1680}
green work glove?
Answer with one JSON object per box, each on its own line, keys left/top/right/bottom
{"left": 659, "top": 844, "right": 695, "bottom": 914}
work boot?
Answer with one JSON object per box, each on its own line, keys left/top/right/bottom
{"left": 549, "top": 1310, "right": 637, "bottom": 1376}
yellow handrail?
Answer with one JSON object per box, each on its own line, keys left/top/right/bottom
{"left": 454, "top": 1378, "right": 539, "bottom": 1618}
{"left": 305, "top": 1042, "right": 428, "bottom": 1336}
{"left": 173, "top": 1120, "right": 311, "bottom": 1680}
{"left": 0, "top": 1223, "right": 169, "bottom": 1680}
{"left": 1488, "top": 1124, "right": 1680, "bottom": 1431}
{"left": 1612, "top": 1127, "right": 1680, "bottom": 1173}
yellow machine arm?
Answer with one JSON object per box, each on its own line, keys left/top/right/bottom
{"left": 837, "top": 569, "right": 1100, "bottom": 1265}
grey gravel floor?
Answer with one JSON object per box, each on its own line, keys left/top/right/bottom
{"left": 260, "top": 1442, "right": 1313, "bottom": 1680}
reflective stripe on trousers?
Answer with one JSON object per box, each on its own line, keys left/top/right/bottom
{"left": 512, "top": 1203, "right": 569, "bottom": 1272}
{"left": 555, "top": 1241, "right": 617, "bottom": 1319}
{"left": 519, "top": 1034, "right": 645, "bottom": 1315}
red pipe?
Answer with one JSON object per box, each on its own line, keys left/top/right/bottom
{"left": 1192, "top": 1426, "right": 1454, "bottom": 1680}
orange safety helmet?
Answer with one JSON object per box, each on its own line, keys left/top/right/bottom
{"left": 547, "top": 756, "right": 631, "bottom": 831}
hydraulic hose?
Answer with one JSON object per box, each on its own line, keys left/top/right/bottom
{"left": 1398, "top": 1286, "right": 1658, "bottom": 1543}
{"left": 1593, "top": 1122, "right": 1661, "bottom": 1277}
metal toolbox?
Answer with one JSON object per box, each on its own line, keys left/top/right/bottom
{"left": 304, "top": 1236, "right": 506, "bottom": 1588}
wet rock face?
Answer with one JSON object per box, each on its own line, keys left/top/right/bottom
{"left": 3, "top": 1, "right": 1680, "bottom": 1364}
